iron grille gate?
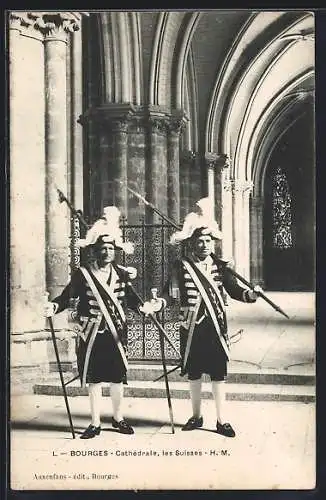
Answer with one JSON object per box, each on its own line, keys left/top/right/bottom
{"left": 120, "top": 218, "right": 181, "bottom": 362}
{"left": 71, "top": 215, "right": 181, "bottom": 362}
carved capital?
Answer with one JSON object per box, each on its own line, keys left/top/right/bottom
{"left": 180, "top": 150, "right": 198, "bottom": 163}
{"left": 223, "top": 178, "right": 254, "bottom": 194}
{"left": 205, "top": 153, "right": 230, "bottom": 171}
{"left": 80, "top": 103, "right": 136, "bottom": 133}
{"left": 110, "top": 118, "right": 130, "bottom": 134}
{"left": 149, "top": 116, "right": 169, "bottom": 135}
{"left": 129, "top": 116, "right": 147, "bottom": 134}
{"left": 168, "top": 111, "right": 188, "bottom": 135}
{"left": 223, "top": 179, "right": 233, "bottom": 192}
{"left": 9, "top": 11, "right": 87, "bottom": 39}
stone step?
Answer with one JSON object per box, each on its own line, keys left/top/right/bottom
{"left": 125, "top": 362, "right": 315, "bottom": 385}
{"left": 33, "top": 379, "right": 315, "bottom": 403}
{"left": 43, "top": 361, "right": 315, "bottom": 386}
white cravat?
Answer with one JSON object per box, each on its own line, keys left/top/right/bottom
{"left": 194, "top": 255, "right": 213, "bottom": 278}
{"left": 93, "top": 262, "right": 113, "bottom": 287}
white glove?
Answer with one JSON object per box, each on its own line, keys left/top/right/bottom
{"left": 44, "top": 301, "right": 57, "bottom": 318}
{"left": 126, "top": 266, "right": 137, "bottom": 280}
{"left": 139, "top": 298, "right": 166, "bottom": 316}
{"left": 248, "top": 285, "right": 263, "bottom": 301}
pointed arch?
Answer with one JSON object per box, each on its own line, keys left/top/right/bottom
{"left": 249, "top": 70, "right": 314, "bottom": 197}
{"left": 205, "top": 11, "right": 313, "bottom": 155}
{"left": 96, "top": 11, "right": 142, "bottom": 104}
{"left": 181, "top": 48, "right": 199, "bottom": 151}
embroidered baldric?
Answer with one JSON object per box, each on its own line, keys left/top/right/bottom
{"left": 181, "top": 258, "right": 230, "bottom": 359}
{"left": 79, "top": 266, "right": 129, "bottom": 378}
{"left": 182, "top": 297, "right": 202, "bottom": 371}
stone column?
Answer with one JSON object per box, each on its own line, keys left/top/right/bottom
{"left": 70, "top": 23, "right": 83, "bottom": 270}
{"left": 128, "top": 115, "right": 147, "bottom": 222}
{"left": 110, "top": 118, "right": 129, "bottom": 215}
{"left": 9, "top": 13, "right": 46, "bottom": 338}
{"left": 242, "top": 181, "right": 254, "bottom": 278}
{"left": 221, "top": 177, "right": 234, "bottom": 260}
{"left": 147, "top": 114, "right": 168, "bottom": 223}
{"left": 250, "top": 196, "right": 264, "bottom": 286}
{"left": 42, "top": 13, "right": 82, "bottom": 326}
{"left": 204, "top": 153, "right": 218, "bottom": 217}
{"left": 180, "top": 150, "right": 196, "bottom": 220}
{"left": 204, "top": 153, "right": 229, "bottom": 220}
{"left": 80, "top": 103, "right": 135, "bottom": 219}
{"left": 231, "top": 179, "right": 254, "bottom": 277}
{"left": 167, "top": 113, "right": 186, "bottom": 224}
{"left": 231, "top": 180, "right": 243, "bottom": 272}
{"left": 190, "top": 152, "right": 202, "bottom": 207}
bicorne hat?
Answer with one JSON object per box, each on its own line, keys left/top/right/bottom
{"left": 77, "top": 206, "right": 134, "bottom": 254}
{"left": 170, "top": 197, "right": 222, "bottom": 245}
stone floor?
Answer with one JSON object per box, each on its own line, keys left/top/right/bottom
{"left": 10, "top": 291, "right": 316, "bottom": 491}
{"left": 10, "top": 394, "right": 315, "bottom": 491}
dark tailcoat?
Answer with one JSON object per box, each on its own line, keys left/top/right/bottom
{"left": 52, "top": 264, "right": 140, "bottom": 385}
{"left": 165, "top": 254, "right": 256, "bottom": 380}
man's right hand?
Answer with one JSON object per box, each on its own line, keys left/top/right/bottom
{"left": 139, "top": 298, "right": 166, "bottom": 316}
{"left": 44, "top": 302, "right": 57, "bottom": 318}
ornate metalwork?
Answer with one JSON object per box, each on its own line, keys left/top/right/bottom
{"left": 66, "top": 214, "right": 181, "bottom": 361}
{"left": 70, "top": 214, "right": 81, "bottom": 273}
{"left": 272, "top": 167, "right": 293, "bottom": 249}
{"left": 121, "top": 219, "right": 181, "bottom": 361}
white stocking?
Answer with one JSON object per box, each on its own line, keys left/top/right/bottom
{"left": 110, "top": 382, "right": 124, "bottom": 422}
{"left": 211, "top": 380, "right": 226, "bottom": 423}
{"left": 189, "top": 378, "right": 202, "bottom": 418}
{"left": 88, "top": 383, "right": 102, "bottom": 427}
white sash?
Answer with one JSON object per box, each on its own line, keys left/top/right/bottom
{"left": 182, "top": 297, "right": 202, "bottom": 370}
{"left": 80, "top": 267, "right": 129, "bottom": 371}
{"left": 182, "top": 259, "right": 230, "bottom": 359}
{"left": 92, "top": 265, "right": 126, "bottom": 323}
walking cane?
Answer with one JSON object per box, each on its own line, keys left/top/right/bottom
{"left": 55, "top": 188, "right": 180, "bottom": 429}
{"left": 56, "top": 187, "right": 180, "bottom": 359}
{"left": 150, "top": 288, "right": 175, "bottom": 434}
{"left": 45, "top": 294, "right": 76, "bottom": 439}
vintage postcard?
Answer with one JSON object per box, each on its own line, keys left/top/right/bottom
{"left": 9, "top": 9, "right": 315, "bottom": 491}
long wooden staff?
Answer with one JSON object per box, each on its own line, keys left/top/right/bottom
{"left": 45, "top": 294, "right": 75, "bottom": 439}
{"left": 150, "top": 288, "right": 175, "bottom": 433}
{"left": 124, "top": 183, "right": 290, "bottom": 319}
{"left": 57, "top": 189, "right": 179, "bottom": 433}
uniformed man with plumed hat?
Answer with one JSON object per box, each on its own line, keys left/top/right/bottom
{"left": 141, "top": 198, "right": 262, "bottom": 437}
{"left": 45, "top": 206, "right": 142, "bottom": 438}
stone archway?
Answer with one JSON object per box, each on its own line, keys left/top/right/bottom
{"left": 262, "top": 107, "right": 314, "bottom": 291}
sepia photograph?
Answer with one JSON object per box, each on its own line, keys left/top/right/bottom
{"left": 8, "top": 9, "right": 315, "bottom": 491}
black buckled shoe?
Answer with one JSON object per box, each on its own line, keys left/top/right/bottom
{"left": 182, "top": 416, "right": 203, "bottom": 431}
{"left": 112, "top": 417, "right": 134, "bottom": 435}
{"left": 80, "top": 424, "right": 101, "bottom": 439}
{"left": 216, "top": 421, "right": 235, "bottom": 437}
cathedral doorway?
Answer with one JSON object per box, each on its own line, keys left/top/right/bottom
{"left": 263, "top": 108, "right": 314, "bottom": 291}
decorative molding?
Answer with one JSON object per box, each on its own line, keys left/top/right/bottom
{"left": 129, "top": 115, "right": 147, "bottom": 134}
{"left": 205, "top": 153, "right": 230, "bottom": 171}
{"left": 79, "top": 103, "right": 136, "bottom": 132}
{"left": 280, "top": 31, "right": 314, "bottom": 42}
{"left": 180, "top": 150, "right": 198, "bottom": 163}
{"left": 70, "top": 214, "right": 80, "bottom": 272}
{"left": 168, "top": 117, "right": 187, "bottom": 135}
{"left": 110, "top": 118, "right": 130, "bottom": 134}
{"left": 223, "top": 178, "right": 254, "bottom": 193}
{"left": 80, "top": 104, "right": 189, "bottom": 138}
{"left": 9, "top": 11, "right": 87, "bottom": 38}
{"left": 149, "top": 116, "right": 170, "bottom": 135}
